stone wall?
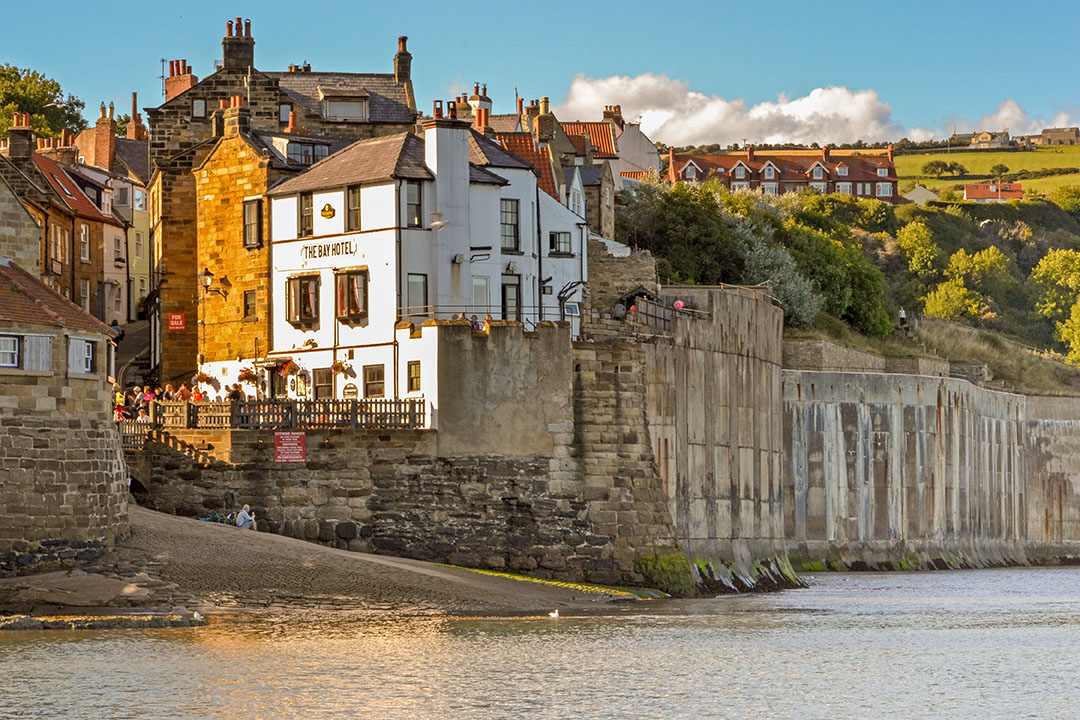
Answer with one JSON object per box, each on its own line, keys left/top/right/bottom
{"left": 783, "top": 338, "right": 886, "bottom": 373}
{"left": 642, "top": 288, "right": 790, "bottom": 583}
{"left": 0, "top": 175, "right": 40, "bottom": 270}
{"left": 584, "top": 237, "right": 658, "bottom": 313}
{"left": 0, "top": 321, "right": 129, "bottom": 575}
{"left": 783, "top": 371, "right": 1080, "bottom": 569}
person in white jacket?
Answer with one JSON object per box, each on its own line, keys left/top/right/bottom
{"left": 236, "top": 505, "right": 257, "bottom": 530}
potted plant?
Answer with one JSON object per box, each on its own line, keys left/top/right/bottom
{"left": 331, "top": 359, "right": 351, "bottom": 376}
{"left": 193, "top": 371, "right": 213, "bottom": 385}
{"left": 279, "top": 361, "right": 300, "bottom": 378}
{"left": 237, "top": 366, "right": 258, "bottom": 385}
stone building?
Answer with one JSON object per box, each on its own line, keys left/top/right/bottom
{"left": 145, "top": 18, "right": 418, "bottom": 385}
{"left": 0, "top": 176, "right": 127, "bottom": 574}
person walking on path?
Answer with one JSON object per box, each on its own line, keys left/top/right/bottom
{"left": 236, "top": 505, "right": 257, "bottom": 530}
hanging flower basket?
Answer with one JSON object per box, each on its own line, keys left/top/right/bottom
{"left": 237, "top": 366, "right": 258, "bottom": 384}
{"left": 279, "top": 361, "right": 301, "bottom": 377}
{"left": 193, "top": 371, "right": 213, "bottom": 384}
{"left": 331, "top": 360, "right": 351, "bottom": 376}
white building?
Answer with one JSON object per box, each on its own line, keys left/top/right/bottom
{"left": 211, "top": 105, "right": 587, "bottom": 420}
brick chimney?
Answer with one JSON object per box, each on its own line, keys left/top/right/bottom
{"left": 821, "top": 144, "right": 830, "bottom": 161}
{"left": 394, "top": 36, "right": 412, "bottom": 84}
{"left": 38, "top": 128, "right": 77, "bottom": 166}
{"left": 211, "top": 99, "right": 227, "bottom": 137}
{"left": 6, "top": 112, "right": 33, "bottom": 159}
{"left": 603, "top": 104, "right": 625, "bottom": 131}
{"left": 223, "top": 95, "right": 251, "bottom": 136}
{"left": 127, "top": 92, "right": 148, "bottom": 141}
{"left": 746, "top": 145, "right": 754, "bottom": 161}
{"left": 887, "top": 143, "right": 894, "bottom": 163}
{"left": 165, "top": 59, "right": 198, "bottom": 102}
{"left": 221, "top": 17, "right": 255, "bottom": 70}
{"left": 93, "top": 102, "right": 117, "bottom": 170}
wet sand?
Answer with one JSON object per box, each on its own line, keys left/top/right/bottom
{"left": 0, "top": 506, "right": 622, "bottom": 619}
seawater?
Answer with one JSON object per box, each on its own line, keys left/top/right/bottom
{"left": 3, "top": 568, "right": 1080, "bottom": 719}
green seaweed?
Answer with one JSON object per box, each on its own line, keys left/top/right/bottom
{"left": 634, "top": 551, "right": 697, "bottom": 597}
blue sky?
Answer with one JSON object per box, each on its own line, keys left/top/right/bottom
{"left": 6, "top": 0, "right": 1078, "bottom": 145}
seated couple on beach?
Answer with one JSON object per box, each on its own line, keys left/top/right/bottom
{"left": 236, "top": 505, "right": 257, "bottom": 531}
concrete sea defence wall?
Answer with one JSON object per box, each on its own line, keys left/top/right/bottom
{"left": 783, "top": 371, "right": 1080, "bottom": 569}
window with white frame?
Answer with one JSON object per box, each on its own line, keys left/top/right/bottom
{"left": 684, "top": 165, "right": 696, "bottom": 179}
{"left": 325, "top": 99, "right": 367, "bottom": 121}
{"left": 0, "top": 335, "right": 18, "bottom": 368}
{"left": 500, "top": 199, "right": 520, "bottom": 251}
{"left": 837, "top": 166, "right": 848, "bottom": 176}
{"left": 114, "top": 235, "right": 123, "bottom": 261}
{"left": 764, "top": 166, "right": 775, "bottom": 179}
{"left": 472, "top": 276, "right": 489, "bottom": 314}
{"left": 80, "top": 279, "right": 90, "bottom": 312}
{"left": 406, "top": 182, "right": 422, "bottom": 227}
{"left": 82, "top": 340, "right": 94, "bottom": 372}
{"left": 877, "top": 167, "right": 889, "bottom": 177}
{"left": 734, "top": 166, "right": 746, "bottom": 179}
{"left": 69, "top": 338, "right": 95, "bottom": 374}
{"left": 135, "top": 232, "right": 143, "bottom": 259}
{"left": 279, "top": 103, "right": 292, "bottom": 123}
{"left": 139, "top": 277, "right": 147, "bottom": 296}
{"left": 836, "top": 182, "right": 852, "bottom": 195}
{"left": 298, "top": 193, "right": 313, "bottom": 237}
{"left": 762, "top": 182, "right": 778, "bottom": 195}
{"left": 113, "top": 287, "right": 122, "bottom": 313}
{"left": 812, "top": 167, "right": 824, "bottom": 179}
{"left": 810, "top": 182, "right": 827, "bottom": 193}
{"left": 731, "top": 181, "right": 751, "bottom": 191}
{"left": 549, "top": 231, "right": 572, "bottom": 254}
{"left": 80, "top": 225, "right": 90, "bottom": 262}
{"left": 877, "top": 182, "right": 893, "bottom": 197}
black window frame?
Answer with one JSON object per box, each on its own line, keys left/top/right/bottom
{"left": 285, "top": 274, "right": 320, "bottom": 326}
{"left": 363, "top": 364, "right": 385, "bottom": 398}
{"left": 298, "top": 193, "right": 313, "bottom": 237}
{"left": 500, "top": 198, "right": 520, "bottom": 251}
{"left": 242, "top": 199, "right": 262, "bottom": 248}
{"left": 242, "top": 289, "right": 257, "bottom": 320}
{"left": 312, "top": 367, "right": 333, "bottom": 400}
{"left": 407, "top": 360, "right": 421, "bottom": 393}
{"left": 549, "top": 231, "right": 571, "bottom": 255}
{"left": 406, "top": 181, "right": 422, "bottom": 228}
{"left": 335, "top": 269, "right": 369, "bottom": 323}
{"left": 0, "top": 334, "right": 20, "bottom": 369}
{"left": 346, "top": 186, "right": 362, "bottom": 232}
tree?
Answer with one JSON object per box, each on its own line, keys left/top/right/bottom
{"left": 1048, "top": 185, "right": 1080, "bottom": 217}
{"left": 896, "top": 221, "right": 942, "bottom": 278}
{"left": 114, "top": 113, "right": 130, "bottom": 137}
{"left": 989, "top": 163, "right": 1010, "bottom": 178}
{"left": 1030, "top": 248, "right": 1080, "bottom": 323}
{"left": 922, "top": 160, "right": 950, "bottom": 178}
{"left": 923, "top": 278, "right": 987, "bottom": 320}
{"left": 948, "top": 162, "right": 968, "bottom": 177}
{"left": 0, "top": 64, "right": 86, "bottom": 138}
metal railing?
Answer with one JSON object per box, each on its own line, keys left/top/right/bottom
{"left": 148, "top": 398, "right": 427, "bottom": 431}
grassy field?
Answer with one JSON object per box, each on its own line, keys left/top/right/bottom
{"left": 895, "top": 145, "right": 1080, "bottom": 196}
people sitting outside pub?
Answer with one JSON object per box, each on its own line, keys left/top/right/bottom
{"left": 176, "top": 383, "right": 192, "bottom": 401}
{"left": 135, "top": 407, "right": 151, "bottom": 423}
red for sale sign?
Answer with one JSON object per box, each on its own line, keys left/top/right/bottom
{"left": 274, "top": 431, "right": 306, "bottom": 463}
{"left": 168, "top": 313, "right": 185, "bottom": 330}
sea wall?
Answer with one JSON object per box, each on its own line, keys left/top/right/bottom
{"left": 643, "top": 288, "right": 790, "bottom": 584}
{"left": 783, "top": 370, "right": 1080, "bottom": 568}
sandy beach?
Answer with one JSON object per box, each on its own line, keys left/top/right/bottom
{"left": 0, "top": 506, "right": 626, "bottom": 621}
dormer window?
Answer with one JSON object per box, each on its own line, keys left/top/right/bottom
{"left": 684, "top": 166, "right": 697, "bottom": 179}
{"left": 877, "top": 167, "right": 889, "bottom": 177}
{"left": 837, "top": 166, "right": 848, "bottom": 177}
{"left": 812, "top": 167, "right": 823, "bottom": 180}
{"left": 286, "top": 142, "right": 330, "bottom": 166}
{"left": 735, "top": 166, "right": 746, "bottom": 179}
{"left": 324, "top": 98, "right": 368, "bottom": 121}
{"left": 764, "top": 166, "right": 775, "bottom": 179}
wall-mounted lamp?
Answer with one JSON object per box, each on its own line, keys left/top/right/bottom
{"left": 451, "top": 253, "right": 465, "bottom": 264}
{"left": 199, "top": 267, "right": 231, "bottom": 298}
{"left": 429, "top": 211, "right": 447, "bottom": 231}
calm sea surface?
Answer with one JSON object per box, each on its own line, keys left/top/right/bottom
{"left": 3, "top": 568, "right": 1080, "bottom": 719}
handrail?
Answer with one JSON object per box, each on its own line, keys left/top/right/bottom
{"left": 146, "top": 397, "right": 427, "bottom": 431}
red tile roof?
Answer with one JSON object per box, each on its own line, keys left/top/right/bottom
{"left": 671, "top": 149, "right": 897, "bottom": 184}
{"left": 561, "top": 121, "right": 618, "bottom": 158}
{"left": 495, "top": 132, "right": 559, "bottom": 199}
{"left": 620, "top": 170, "right": 652, "bottom": 180}
{"left": 0, "top": 259, "right": 115, "bottom": 336}
{"left": 567, "top": 134, "right": 589, "bottom": 156}
{"left": 964, "top": 182, "right": 1023, "bottom": 200}
{"left": 32, "top": 154, "right": 118, "bottom": 225}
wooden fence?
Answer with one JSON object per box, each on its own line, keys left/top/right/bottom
{"left": 147, "top": 398, "right": 427, "bottom": 430}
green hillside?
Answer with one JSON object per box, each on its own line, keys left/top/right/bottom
{"left": 895, "top": 146, "right": 1080, "bottom": 195}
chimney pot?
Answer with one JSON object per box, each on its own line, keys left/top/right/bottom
{"left": 227, "top": 20, "right": 233, "bottom": 37}
{"left": 448, "top": 100, "right": 457, "bottom": 120}
{"left": 220, "top": 98, "right": 227, "bottom": 109}
{"left": 235, "top": 17, "right": 242, "bottom": 31}
{"left": 244, "top": 19, "right": 251, "bottom": 37}
{"left": 473, "top": 82, "right": 480, "bottom": 96}
{"left": 398, "top": 36, "right": 408, "bottom": 52}
{"left": 108, "top": 102, "right": 114, "bottom": 120}
{"left": 433, "top": 100, "right": 443, "bottom": 119}
{"left": 481, "top": 84, "right": 487, "bottom": 97}
{"left": 517, "top": 97, "right": 523, "bottom": 115}
{"left": 540, "top": 96, "right": 550, "bottom": 115}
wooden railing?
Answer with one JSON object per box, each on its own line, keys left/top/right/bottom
{"left": 147, "top": 398, "right": 427, "bottom": 430}
{"left": 116, "top": 419, "right": 151, "bottom": 450}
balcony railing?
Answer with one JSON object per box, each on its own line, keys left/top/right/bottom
{"left": 147, "top": 398, "right": 427, "bottom": 431}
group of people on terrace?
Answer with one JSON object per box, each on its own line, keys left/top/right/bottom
{"left": 449, "top": 313, "right": 492, "bottom": 331}
{"left": 113, "top": 382, "right": 206, "bottom": 421}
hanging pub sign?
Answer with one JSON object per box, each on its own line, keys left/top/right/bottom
{"left": 320, "top": 203, "right": 335, "bottom": 219}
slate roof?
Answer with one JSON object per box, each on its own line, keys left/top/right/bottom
{"left": 267, "top": 72, "right": 415, "bottom": 124}
{"left": 467, "top": 130, "right": 533, "bottom": 170}
{"left": 0, "top": 259, "right": 114, "bottom": 336}
{"left": 487, "top": 113, "right": 522, "bottom": 133}
{"left": 561, "top": 121, "right": 618, "bottom": 158}
{"left": 114, "top": 138, "right": 150, "bottom": 183}
{"left": 469, "top": 164, "right": 509, "bottom": 186}
{"left": 267, "top": 132, "right": 432, "bottom": 196}
{"left": 568, "top": 165, "right": 604, "bottom": 187}
{"left": 495, "top": 132, "right": 558, "bottom": 198}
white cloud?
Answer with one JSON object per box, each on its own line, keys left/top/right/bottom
{"left": 553, "top": 73, "right": 1078, "bottom": 146}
